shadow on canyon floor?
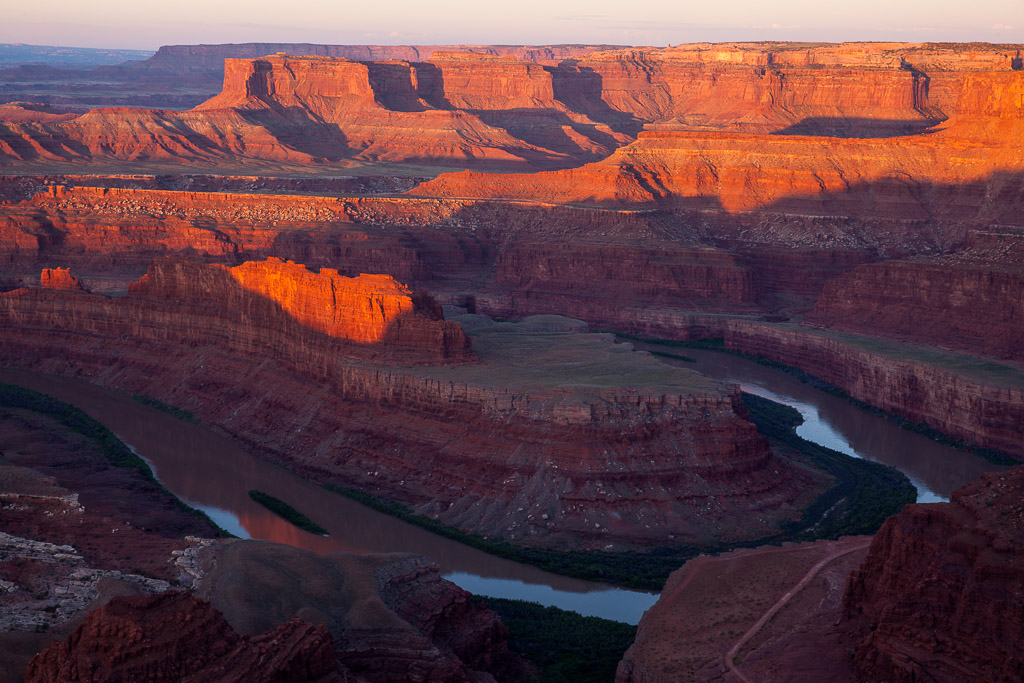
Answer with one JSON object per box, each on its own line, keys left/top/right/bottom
{"left": 773, "top": 116, "right": 945, "bottom": 138}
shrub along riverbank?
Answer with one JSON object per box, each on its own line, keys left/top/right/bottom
{"left": 0, "top": 381, "right": 229, "bottom": 535}
{"left": 472, "top": 596, "right": 637, "bottom": 682}
{"left": 326, "top": 391, "right": 915, "bottom": 590}
{"left": 652, "top": 335, "right": 1020, "bottom": 466}
{"left": 248, "top": 489, "right": 328, "bottom": 536}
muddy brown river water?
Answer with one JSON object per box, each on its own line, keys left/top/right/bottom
{"left": 0, "top": 349, "right": 1003, "bottom": 623}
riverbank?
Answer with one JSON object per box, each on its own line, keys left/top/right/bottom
{"left": 326, "top": 392, "right": 916, "bottom": 590}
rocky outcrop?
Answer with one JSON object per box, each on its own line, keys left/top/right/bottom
{"left": 2, "top": 257, "right": 471, "bottom": 363}
{"left": 25, "top": 592, "right": 343, "bottom": 682}
{"left": 843, "top": 465, "right": 1024, "bottom": 682}
{"left": 3, "top": 42, "right": 1021, "bottom": 171}
{"left": 135, "top": 42, "right": 615, "bottom": 84}
{"left": 39, "top": 267, "right": 81, "bottom": 290}
{"left": 136, "top": 257, "right": 471, "bottom": 352}
{"left": 616, "top": 537, "right": 871, "bottom": 682}
{"left": 812, "top": 230, "right": 1024, "bottom": 362}
{"left": 200, "top": 541, "right": 525, "bottom": 682}
{"left": 414, "top": 125, "right": 1024, "bottom": 217}
{"left": 606, "top": 314, "right": 1024, "bottom": 459}
{"left": 0, "top": 261, "right": 817, "bottom": 551}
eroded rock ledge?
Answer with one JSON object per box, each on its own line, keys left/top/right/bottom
{"left": 844, "top": 464, "right": 1024, "bottom": 683}
{"left": 0, "top": 262, "right": 815, "bottom": 551}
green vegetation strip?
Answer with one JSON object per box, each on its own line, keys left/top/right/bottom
{"left": 0, "top": 381, "right": 229, "bottom": 535}
{"left": 742, "top": 393, "right": 917, "bottom": 536}
{"left": 670, "top": 336, "right": 1021, "bottom": 466}
{"left": 326, "top": 395, "right": 914, "bottom": 590}
{"left": 131, "top": 394, "right": 201, "bottom": 424}
{"left": 247, "top": 490, "right": 328, "bottom": 536}
{"left": 472, "top": 596, "right": 636, "bottom": 683}
{"left": 647, "top": 349, "right": 697, "bottom": 363}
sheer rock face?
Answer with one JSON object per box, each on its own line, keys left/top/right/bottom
{"left": 128, "top": 257, "right": 470, "bottom": 361}
{"left": 0, "top": 258, "right": 816, "bottom": 552}
{"left": 677, "top": 317, "right": 1024, "bottom": 459}
{"left": 125, "top": 257, "right": 471, "bottom": 354}
{"left": 843, "top": 466, "right": 1024, "bottom": 683}
{"left": 811, "top": 231, "right": 1024, "bottom": 363}
{"left": 414, "top": 122, "right": 1024, "bottom": 216}
{"left": 2, "top": 42, "right": 1020, "bottom": 170}
{"left": 24, "top": 592, "right": 343, "bottom": 683}
{"left": 39, "top": 267, "right": 81, "bottom": 290}
{"left": 412, "top": 45, "right": 1024, "bottom": 210}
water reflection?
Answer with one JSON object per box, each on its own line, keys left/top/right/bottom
{"left": 0, "top": 368, "right": 655, "bottom": 623}
{"left": 642, "top": 347, "right": 1003, "bottom": 502}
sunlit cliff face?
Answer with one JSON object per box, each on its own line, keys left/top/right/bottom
{"left": 228, "top": 257, "right": 418, "bottom": 344}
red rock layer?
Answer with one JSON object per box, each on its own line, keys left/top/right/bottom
{"left": 39, "top": 267, "right": 81, "bottom": 290}
{"left": 224, "top": 258, "right": 454, "bottom": 346}
{"left": 0, "top": 260, "right": 815, "bottom": 551}
{"left": 843, "top": 465, "right": 1024, "bottom": 682}
{"left": 2, "top": 42, "right": 1021, "bottom": 171}
{"left": 556, "top": 311, "right": 1024, "bottom": 459}
{"left": 2, "top": 186, "right": 1019, "bottom": 460}
{"left": 414, "top": 124, "right": 1024, "bottom": 216}
{"left": 702, "top": 321, "right": 1024, "bottom": 459}
{"left": 412, "top": 43, "right": 1024, "bottom": 210}
{"left": 25, "top": 592, "right": 342, "bottom": 683}
{"left": 811, "top": 230, "right": 1024, "bottom": 362}
{"left": 0, "top": 185, "right": 766, "bottom": 310}
{"left": 0, "top": 104, "right": 78, "bottom": 124}
{"left": 139, "top": 42, "right": 616, "bottom": 81}
{"left": 124, "top": 257, "right": 471, "bottom": 362}
{"left": 0, "top": 186, "right": 436, "bottom": 283}
{"left": 200, "top": 543, "right": 525, "bottom": 682}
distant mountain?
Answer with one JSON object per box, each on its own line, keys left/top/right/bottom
{"left": 0, "top": 43, "right": 153, "bottom": 68}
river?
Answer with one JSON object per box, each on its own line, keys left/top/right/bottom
{"left": 642, "top": 347, "right": 1002, "bottom": 503}
{"left": 0, "top": 350, "right": 1002, "bottom": 624}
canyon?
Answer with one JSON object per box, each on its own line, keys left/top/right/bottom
{"left": 0, "top": 260, "right": 820, "bottom": 552}
{"left": 618, "top": 463, "right": 1024, "bottom": 682}
{"left": 0, "top": 38, "right": 1021, "bottom": 681}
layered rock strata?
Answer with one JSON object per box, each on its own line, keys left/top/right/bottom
{"left": 39, "top": 267, "right": 81, "bottom": 290}
{"left": 812, "top": 230, "right": 1024, "bottom": 362}
{"left": 594, "top": 313, "right": 1024, "bottom": 459}
{"left": 844, "top": 465, "right": 1024, "bottom": 682}
{"left": 0, "top": 262, "right": 817, "bottom": 551}
{"left": 2, "top": 42, "right": 1021, "bottom": 171}
{"left": 25, "top": 592, "right": 342, "bottom": 683}
{"left": 196, "top": 542, "right": 524, "bottom": 681}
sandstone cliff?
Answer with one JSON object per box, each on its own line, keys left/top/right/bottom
{"left": 197, "top": 542, "right": 525, "bottom": 682}
{"left": 25, "top": 592, "right": 342, "bottom": 683}
{"left": 844, "top": 465, "right": 1024, "bottom": 682}
{"left": 0, "top": 262, "right": 817, "bottom": 551}
{"left": 812, "top": 230, "right": 1024, "bottom": 362}
{"left": 604, "top": 314, "right": 1024, "bottom": 460}
{"left": 39, "top": 267, "right": 81, "bottom": 290}
{"left": 129, "top": 257, "right": 470, "bottom": 353}
{"left": 2, "top": 42, "right": 1021, "bottom": 172}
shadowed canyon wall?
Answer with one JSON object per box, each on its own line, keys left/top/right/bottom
{"left": 0, "top": 261, "right": 817, "bottom": 551}
{"left": 843, "top": 465, "right": 1024, "bottom": 682}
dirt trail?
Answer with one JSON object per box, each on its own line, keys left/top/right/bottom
{"left": 724, "top": 539, "right": 873, "bottom": 682}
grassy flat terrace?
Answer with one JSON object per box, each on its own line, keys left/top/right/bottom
{"left": 401, "top": 314, "right": 723, "bottom": 400}
{"left": 782, "top": 324, "right": 1024, "bottom": 391}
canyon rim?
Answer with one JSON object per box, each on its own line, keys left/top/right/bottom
{"left": 0, "top": 26, "right": 1022, "bottom": 683}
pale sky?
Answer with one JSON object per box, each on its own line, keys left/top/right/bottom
{"left": 4, "top": 0, "right": 1023, "bottom": 50}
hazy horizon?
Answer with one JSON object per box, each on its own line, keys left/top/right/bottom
{"left": 6, "top": 0, "right": 1022, "bottom": 51}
